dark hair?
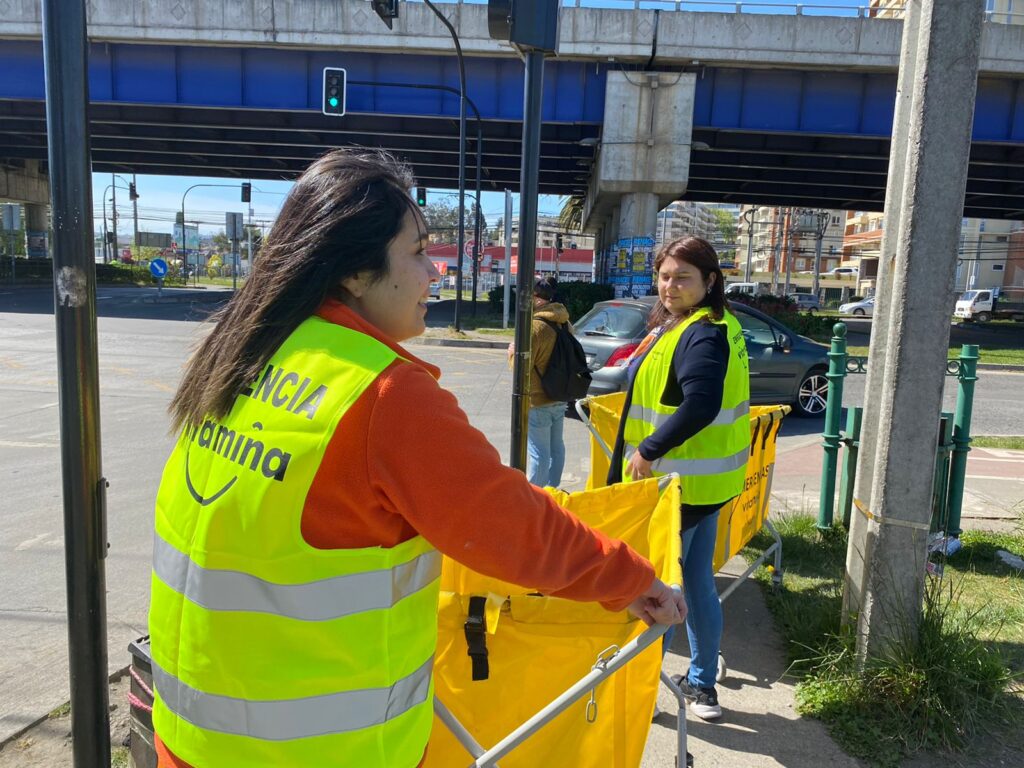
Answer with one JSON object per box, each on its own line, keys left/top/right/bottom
{"left": 648, "top": 235, "right": 728, "bottom": 331}
{"left": 534, "top": 275, "right": 557, "bottom": 301}
{"left": 169, "top": 148, "right": 419, "bottom": 432}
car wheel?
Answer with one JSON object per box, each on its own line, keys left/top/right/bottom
{"left": 975, "top": 312, "right": 991, "bottom": 323}
{"left": 853, "top": 308, "right": 866, "bottom": 316}
{"left": 794, "top": 368, "right": 829, "bottom": 417}
{"left": 808, "top": 307, "right": 816, "bottom": 315}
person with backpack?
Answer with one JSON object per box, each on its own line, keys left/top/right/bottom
{"left": 522, "top": 276, "right": 581, "bottom": 487}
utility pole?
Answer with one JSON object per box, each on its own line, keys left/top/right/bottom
{"left": 812, "top": 210, "right": 828, "bottom": 299}
{"left": 784, "top": 210, "right": 796, "bottom": 295}
{"left": 843, "top": 0, "right": 984, "bottom": 661}
{"left": 771, "top": 208, "right": 784, "bottom": 295}
{"left": 742, "top": 208, "right": 755, "bottom": 283}
{"left": 131, "top": 173, "right": 139, "bottom": 258}
{"left": 110, "top": 173, "right": 118, "bottom": 259}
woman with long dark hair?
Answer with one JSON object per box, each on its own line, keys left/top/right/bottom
{"left": 608, "top": 235, "right": 751, "bottom": 721}
{"left": 148, "top": 149, "right": 685, "bottom": 768}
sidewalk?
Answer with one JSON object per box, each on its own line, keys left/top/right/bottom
{"left": 771, "top": 437, "right": 1024, "bottom": 532}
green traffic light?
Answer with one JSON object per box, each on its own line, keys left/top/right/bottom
{"left": 329, "top": 97, "right": 339, "bottom": 108}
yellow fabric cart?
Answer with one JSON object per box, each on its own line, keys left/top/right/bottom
{"left": 428, "top": 475, "right": 687, "bottom": 768}
{"left": 427, "top": 396, "right": 788, "bottom": 768}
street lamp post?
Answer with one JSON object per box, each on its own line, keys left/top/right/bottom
{"left": 423, "top": 0, "right": 468, "bottom": 331}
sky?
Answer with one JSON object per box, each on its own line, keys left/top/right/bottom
{"left": 91, "top": 173, "right": 566, "bottom": 243}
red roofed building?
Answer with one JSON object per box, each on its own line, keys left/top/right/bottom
{"left": 425, "top": 243, "right": 595, "bottom": 288}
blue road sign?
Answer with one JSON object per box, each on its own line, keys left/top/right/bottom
{"left": 150, "top": 258, "right": 169, "bottom": 279}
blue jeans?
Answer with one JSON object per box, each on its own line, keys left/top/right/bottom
{"left": 663, "top": 510, "right": 723, "bottom": 690}
{"left": 527, "top": 402, "right": 566, "bottom": 488}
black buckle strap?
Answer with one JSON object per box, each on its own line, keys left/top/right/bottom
{"left": 463, "top": 596, "right": 489, "bottom": 681}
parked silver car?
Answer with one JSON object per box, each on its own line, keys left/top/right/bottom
{"left": 787, "top": 292, "right": 821, "bottom": 313}
{"left": 574, "top": 297, "right": 831, "bottom": 417}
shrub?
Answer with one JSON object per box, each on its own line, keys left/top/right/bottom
{"left": 730, "top": 292, "right": 836, "bottom": 342}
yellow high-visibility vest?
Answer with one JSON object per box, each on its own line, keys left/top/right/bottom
{"left": 149, "top": 317, "right": 441, "bottom": 768}
{"left": 623, "top": 307, "right": 751, "bottom": 505}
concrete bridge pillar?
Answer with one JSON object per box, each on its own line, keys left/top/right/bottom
{"left": 580, "top": 71, "right": 696, "bottom": 245}
{"left": 618, "top": 192, "right": 659, "bottom": 240}
{"left": 23, "top": 203, "right": 49, "bottom": 258}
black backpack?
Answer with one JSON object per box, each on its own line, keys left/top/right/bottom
{"left": 535, "top": 318, "right": 592, "bottom": 402}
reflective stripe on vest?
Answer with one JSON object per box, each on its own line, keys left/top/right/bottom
{"left": 149, "top": 317, "right": 440, "bottom": 768}
{"left": 623, "top": 308, "right": 751, "bottom": 505}
{"left": 152, "top": 532, "right": 441, "bottom": 623}
{"left": 627, "top": 399, "right": 750, "bottom": 431}
{"left": 152, "top": 656, "right": 434, "bottom": 742}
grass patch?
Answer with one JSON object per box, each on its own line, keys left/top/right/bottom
{"left": 742, "top": 515, "right": 1024, "bottom": 767}
{"left": 47, "top": 701, "right": 70, "bottom": 719}
{"left": 838, "top": 345, "right": 1023, "bottom": 367}
{"left": 111, "top": 746, "right": 131, "bottom": 768}
{"left": 971, "top": 436, "right": 1024, "bottom": 451}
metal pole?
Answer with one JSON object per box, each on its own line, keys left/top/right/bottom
{"left": 839, "top": 406, "right": 863, "bottom": 528}
{"left": 472, "top": 122, "right": 483, "bottom": 315}
{"left": 42, "top": 0, "right": 110, "bottom": 764}
{"left": 945, "top": 344, "right": 978, "bottom": 537}
{"left": 511, "top": 50, "right": 545, "bottom": 472}
{"left": 503, "top": 190, "right": 513, "bottom": 329}
{"left": 424, "top": 0, "right": 467, "bottom": 332}
{"left": 132, "top": 173, "right": 139, "bottom": 259}
{"left": 818, "top": 322, "right": 847, "bottom": 529}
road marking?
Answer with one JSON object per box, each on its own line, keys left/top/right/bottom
{"left": 15, "top": 533, "right": 51, "bottom": 551}
{"left": 966, "top": 474, "right": 1024, "bottom": 482}
{"left": 975, "top": 449, "right": 1024, "bottom": 460}
{"left": 0, "top": 439, "right": 58, "bottom": 448}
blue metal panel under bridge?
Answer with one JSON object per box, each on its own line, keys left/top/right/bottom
{"left": 1, "top": 39, "right": 1023, "bottom": 217}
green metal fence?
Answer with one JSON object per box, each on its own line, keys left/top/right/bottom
{"left": 816, "top": 322, "right": 978, "bottom": 540}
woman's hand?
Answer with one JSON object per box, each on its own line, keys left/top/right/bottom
{"left": 627, "top": 577, "right": 687, "bottom": 626}
{"left": 626, "top": 451, "right": 653, "bottom": 481}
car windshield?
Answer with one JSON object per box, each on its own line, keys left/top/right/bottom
{"left": 574, "top": 304, "right": 648, "bottom": 339}
{"left": 960, "top": 291, "right": 979, "bottom": 301}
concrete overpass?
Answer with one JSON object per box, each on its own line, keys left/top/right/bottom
{"left": 2, "top": 1, "right": 1023, "bottom": 250}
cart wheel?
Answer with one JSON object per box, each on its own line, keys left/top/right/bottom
{"left": 771, "top": 569, "right": 784, "bottom": 592}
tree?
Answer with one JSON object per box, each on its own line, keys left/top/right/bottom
{"left": 711, "top": 208, "right": 737, "bottom": 244}
{"left": 559, "top": 195, "right": 585, "bottom": 234}
{"left": 212, "top": 230, "right": 230, "bottom": 253}
{"left": 243, "top": 225, "right": 263, "bottom": 259}
{"left": 421, "top": 201, "right": 460, "bottom": 243}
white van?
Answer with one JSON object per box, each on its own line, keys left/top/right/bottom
{"left": 724, "top": 282, "right": 763, "bottom": 296}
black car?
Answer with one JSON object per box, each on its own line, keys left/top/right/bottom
{"left": 573, "top": 297, "right": 830, "bottom": 417}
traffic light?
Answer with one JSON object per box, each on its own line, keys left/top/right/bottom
{"left": 556, "top": 233, "right": 564, "bottom": 251}
{"left": 416, "top": 187, "right": 427, "bottom": 207}
{"left": 241, "top": 182, "right": 251, "bottom": 203}
{"left": 370, "top": 0, "right": 398, "bottom": 29}
{"left": 487, "top": 0, "right": 560, "bottom": 53}
{"left": 322, "top": 68, "right": 347, "bottom": 116}
{"left": 128, "top": 183, "right": 138, "bottom": 201}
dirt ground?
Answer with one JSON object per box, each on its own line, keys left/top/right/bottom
{"left": 0, "top": 672, "right": 132, "bottom": 768}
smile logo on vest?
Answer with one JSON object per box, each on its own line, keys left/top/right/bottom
{"left": 184, "top": 420, "right": 292, "bottom": 506}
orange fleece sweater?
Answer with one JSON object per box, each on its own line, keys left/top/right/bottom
{"left": 155, "top": 299, "right": 654, "bottom": 768}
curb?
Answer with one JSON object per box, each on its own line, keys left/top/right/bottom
{"left": 408, "top": 337, "right": 508, "bottom": 350}
{"left": 977, "top": 363, "right": 1024, "bottom": 372}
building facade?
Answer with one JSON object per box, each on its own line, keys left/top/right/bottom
{"left": 499, "top": 214, "right": 595, "bottom": 251}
